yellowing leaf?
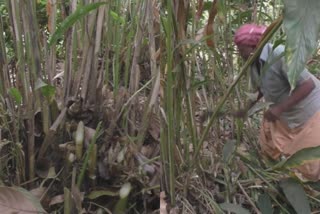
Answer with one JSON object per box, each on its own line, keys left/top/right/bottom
{"left": 282, "top": 146, "right": 320, "bottom": 169}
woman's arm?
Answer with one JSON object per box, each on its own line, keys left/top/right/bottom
{"left": 264, "top": 78, "right": 315, "bottom": 121}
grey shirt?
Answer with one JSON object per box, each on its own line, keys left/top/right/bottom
{"left": 250, "top": 43, "right": 320, "bottom": 128}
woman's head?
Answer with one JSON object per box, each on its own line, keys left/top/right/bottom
{"left": 234, "top": 24, "right": 266, "bottom": 60}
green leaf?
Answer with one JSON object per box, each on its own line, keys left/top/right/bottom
{"left": 282, "top": 146, "right": 320, "bottom": 169}
{"left": 35, "top": 78, "right": 56, "bottom": 99}
{"left": 48, "top": 2, "right": 107, "bottom": 46}
{"left": 280, "top": 178, "right": 311, "bottom": 214}
{"left": 257, "top": 193, "right": 273, "bottom": 214}
{"left": 222, "top": 140, "right": 236, "bottom": 163}
{"left": 41, "top": 85, "right": 56, "bottom": 99}
{"left": 87, "top": 190, "right": 119, "bottom": 199}
{"left": 219, "top": 202, "right": 250, "bottom": 214}
{"left": 283, "top": 0, "right": 320, "bottom": 89}
{"left": 8, "top": 88, "right": 22, "bottom": 104}
{"left": 109, "top": 10, "right": 125, "bottom": 24}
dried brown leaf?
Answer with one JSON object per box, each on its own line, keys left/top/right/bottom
{"left": 58, "top": 142, "right": 76, "bottom": 152}
{"left": 152, "top": 0, "right": 160, "bottom": 22}
{"left": 174, "top": 0, "right": 189, "bottom": 40}
{"left": 30, "top": 187, "right": 49, "bottom": 209}
{"left": 148, "top": 163, "right": 160, "bottom": 194}
{"left": 49, "top": 194, "right": 64, "bottom": 207}
{"left": 84, "top": 126, "right": 96, "bottom": 148}
{"left": 148, "top": 113, "right": 160, "bottom": 141}
{"left": 196, "top": 0, "right": 204, "bottom": 21}
{"left": 71, "top": 186, "right": 83, "bottom": 212}
{"left": 135, "top": 153, "right": 155, "bottom": 175}
{"left": 46, "top": 1, "right": 52, "bottom": 33}
{"left": 205, "top": 0, "right": 218, "bottom": 48}
{"left": 97, "top": 161, "right": 110, "bottom": 180}
{"left": 141, "top": 144, "right": 155, "bottom": 158}
{"left": 30, "top": 187, "right": 47, "bottom": 200}
{"left": 0, "top": 186, "right": 46, "bottom": 213}
{"left": 169, "top": 207, "right": 180, "bottom": 214}
{"left": 107, "top": 142, "right": 122, "bottom": 164}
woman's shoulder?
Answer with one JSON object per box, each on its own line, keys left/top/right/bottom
{"left": 272, "top": 44, "right": 285, "bottom": 56}
{"left": 260, "top": 43, "right": 285, "bottom": 65}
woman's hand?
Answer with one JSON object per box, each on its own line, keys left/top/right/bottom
{"left": 264, "top": 106, "right": 283, "bottom": 122}
{"left": 264, "top": 78, "right": 315, "bottom": 122}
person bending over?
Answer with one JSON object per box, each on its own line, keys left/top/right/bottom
{"left": 234, "top": 23, "right": 320, "bottom": 181}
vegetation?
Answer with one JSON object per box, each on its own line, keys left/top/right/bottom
{"left": 1, "top": 0, "right": 320, "bottom": 213}
{"left": 0, "top": 0, "right": 160, "bottom": 213}
{"left": 161, "top": 0, "right": 320, "bottom": 213}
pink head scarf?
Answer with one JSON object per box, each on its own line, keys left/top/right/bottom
{"left": 234, "top": 24, "right": 267, "bottom": 47}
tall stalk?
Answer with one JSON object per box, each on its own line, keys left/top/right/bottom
{"left": 128, "top": 1, "right": 145, "bottom": 135}
{"left": 0, "top": 15, "right": 8, "bottom": 96}
{"left": 21, "top": 0, "right": 45, "bottom": 181}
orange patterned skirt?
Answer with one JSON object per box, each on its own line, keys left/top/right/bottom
{"left": 260, "top": 111, "right": 320, "bottom": 181}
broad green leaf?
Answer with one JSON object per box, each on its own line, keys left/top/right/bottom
{"left": 222, "top": 140, "right": 235, "bottom": 163}
{"left": 282, "top": 146, "right": 320, "bottom": 169}
{"left": 8, "top": 88, "right": 22, "bottom": 104}
{"left": 257, "top": 193, "right": 273, "bottom": 214}
{"left": 283, "top": 0, "right": 320, "bottom": 89}
{"left": 280, "top": 178, "right": 311, "bottom": 214}
{"left": 35, "top": 78, "right": 55, "bottom": 99}
{"left": 219, "top": 202, "right": 250, "bottom": 214}
{"left": 87, "top": 190, "right": 119, "bottom": 199}
{"left": 48, "top": 2, "right": 107, "bottom": 46}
